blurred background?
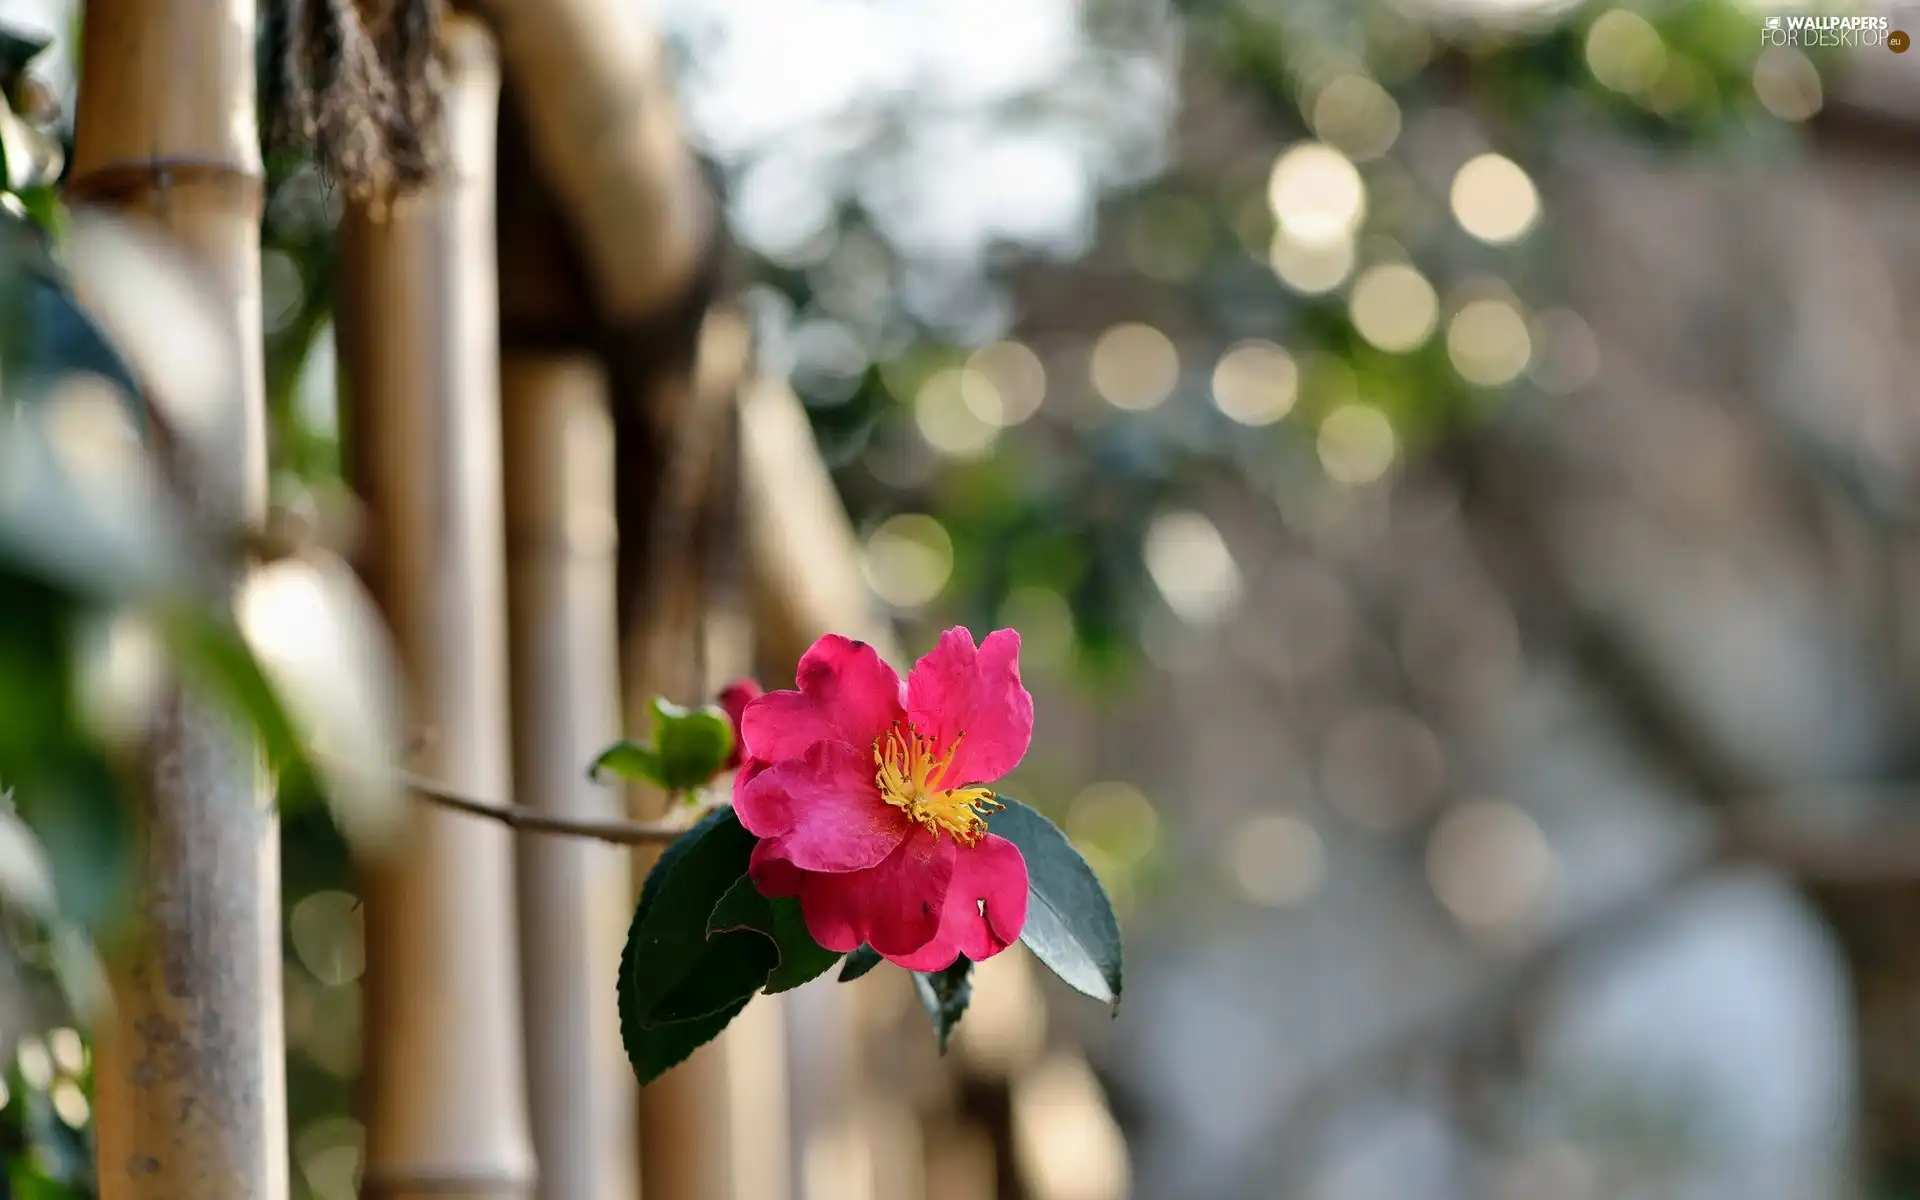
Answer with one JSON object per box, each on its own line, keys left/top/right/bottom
{"left": 2, "top": 0, "right": 1919, "bottom": 1197}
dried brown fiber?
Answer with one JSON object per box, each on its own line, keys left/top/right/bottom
{"left": 264, "top": 0, "right": 445, "bottom": 200}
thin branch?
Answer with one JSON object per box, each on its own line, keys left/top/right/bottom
{"left": 399, "top": 769, "right": 709, "bottom": 845}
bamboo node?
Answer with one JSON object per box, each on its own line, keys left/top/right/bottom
{"left": 64, "top": 159, "right": 263, "bottom": 205}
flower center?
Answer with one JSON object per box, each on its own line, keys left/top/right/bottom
{"left": 874, "top": 723, "right": 1002, "bottom": 846}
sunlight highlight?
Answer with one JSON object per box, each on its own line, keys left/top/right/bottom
{"left": 916, "top": 367, "right": 1001, "bottom": 457}
{"left": 1090, "top": 323, "right": 1180, "bottom": 411}
{"left": 1349, "top": 263, "right": 1439, "bottom": 353}
{"left": 1143, "top": 509, "right": 1242, "bottom": 624}
{"left": 1267, "top": 142, "right": 1366, "bottom": 245}
{"left": 1310, "top": 74, "right": 1402, "bottom": 162}
{"left": 1447, "top": 298, "right": 1533, "bottom": 386}
{"left": 1427, "top": 800, "right": 1555, "bottom": 933}
{"left": 1268, "top": 229, "right": 1356, "bottom": 294}
{"left": 1210, "top": 340, "right": 1299, "bottom": 426}
{"left": 1224, "top": 812, "right": 1326, "bottom": 907}
{"left": 966, "top": 340, "right": 1048, "bottom": 425}
{"left": 1450, "top": 153, "right": 1540, "bottom": 245}
{"left": 863, "top": 513, "right": 954, "bottom": 608}
{"left": 1317, "top": 406, "right": 1397, "bottom": 484}
{"left": 1753, "top": 46, "right": 1822, "bottom": 122}
{"left": 1585, "top": 9, "right": 1666, "bottom": 96}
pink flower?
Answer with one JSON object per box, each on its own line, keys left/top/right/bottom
{"left": 734, "top": 628, "right": 1033, "bottom": 970}
{"left": 717, "top": 679, "right": 763, "bottom": 770}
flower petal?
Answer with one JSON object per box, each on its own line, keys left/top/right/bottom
{"left": 797, "top": 828, "right": 958, "bottom": 958}
{"left": 736, "top": 741, "right": 910, "bottom": 872}
{"left": 790, "top": 868, "right": 865, "bottom": 952}
{"left": 718, "top": 679, "right": 763, "bottom": 768}
{"left": 888, "top": 933, "right": 960, "bottom": 972}
{"left": 742, "top": 635, "right": 904, "bottom": 766}
{"left": 941, "top": 834, "right": 1029, "bottom": 962}
{"left": 731, "top": 756, "right": 771, "bottom": 805}
{"left": 887, "top": 834, "right": 1028, "bottom": 970}
{"left": 748, "top": 839, "right": 806, "bottom": 898}
{"left": 906, "top": 627, "right": 1034, "bottom": 786}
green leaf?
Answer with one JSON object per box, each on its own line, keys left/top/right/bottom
{"left": 23, "top": 269, "right": 140, "bottom": 400}
{"left": 649, "top": 860, "right": 843, "bottom": 1026}
{"left": 651, "top": 926, "right": 778, "bottom": 1024}
{"left": 707, "top": 876, "right": 841, "bottom": 993}
{"left": 618, "top": 914, "right": 753, "bottom": 1086}
{"left": 0, "top": 789, "right": 58, "bottom": 916}
{"left": 838, "top": 944, "right": 884, "bottom": 982}
{"left": 7, "top": 758, "right": 133, "bottom": 934}
{"left": 617, "top": 808, "right": 762, "bottom": 1084}
{"left": 649, "top": 698, "right": 736, "bottom": 791}
{"left": 991, "top": 796, "right": 1124, "bottom": 1010}
{"left": 163, "top": 610, "right": 306, "bottom": 780}
{"left": 13, "top": 185, "right": 62, "bottom": 243}
{"left": 634, "top": 805, "right": 737, "bottom": 921}
{"left": 620, "top": 808, "right": 758, "bottom": 1023}
{"left": 0, "top": 399, "right": 193, "bottom": 602}
{"left": 0, "top": 29, "right": 49, "bottom": 83}
{"left": 590, "top": 740, "right": 665, "bottom": 787}
{"left": 912, "top": 958, "right": 973, "bottom": 1054}
{"left": 231, "top": 553, "right": 406, "bottom": 850}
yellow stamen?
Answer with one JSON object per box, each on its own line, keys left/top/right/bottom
{"left": 874, "top": 723, "right": 1002, "bottom": 845}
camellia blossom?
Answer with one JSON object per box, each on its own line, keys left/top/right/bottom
{"left": 717, "top": 679, "right": 763, "bottom": 770}
{"left": 735, "top": 628, "right": 1034, "bottom": 970}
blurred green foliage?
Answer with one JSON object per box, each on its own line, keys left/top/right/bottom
{"left": 762, "top": 0, "right": 1784, "bottom": 695}
{"left": 732, "top": 0, "right": 1792, "bottom": 918}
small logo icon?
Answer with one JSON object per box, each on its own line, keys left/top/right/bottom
{"left": 1892, "top": 28, "right": 1912, "bottom": 51}
{"left": 1767, "top": 15, "right": 1782, "bottom": 28}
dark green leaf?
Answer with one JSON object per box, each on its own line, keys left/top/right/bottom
{"left": 0, "top": 797, "right": 54, "bottom": 916}
{"left": 0, "top": 400, "right": 190, "bottom": 601}
{"left": 164, "top": 610, "right": 306, "bottom": 777}
{"left": 707, "top": 876, "right": 841, "bottom": 993}
{"left": 619, "top": 808, "right": 756, "bottom": 1025}
{"left": 590, "top": 740, "right": 665, "bottom": 787}
{"left": 617, "top": 808, "right": 762, "bottom": 1084}
{"left": 8, "top": 759, "right": 132, "bottom": 934}
{"left": 912, "top": 958, "right": 973, "bottom": 1053}
{"left": 650, "top": 861, "right": 844, "bottom": 1026}
{"left": 0, "top": 29, "right": 49, "bottom": 82}
{"left": 838, "top": 944, "right": 884, "bottom": 983}
{"left": 232, "top": 553, "right": 405, "bottom": 849}
{"left": 991, "top": 796, "right": 1124, "bottom": 1010}
{"left": 649, "top": 698, "right": 736, "bottom": 791}
{"left": 13, "top": 185, "right": 60, "bottom": 241}
{"left": 635, "top": 805, "right": 738, "bottom": 921}
{"left": 24, "top": 272, "right": 141, "bottom": 399}
{"left": 0, "top": 204, "right": 141, "bottom": 411}
{"left": 618, "top": 906, "right": 753, "bottom": 1086}
{"left": 651, "top": 926, "right": 778, "bottom": 1024}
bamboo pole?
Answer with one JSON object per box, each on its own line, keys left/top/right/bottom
{"left": 739, "top": 378, "right": 900, "bottom": 664}
{"left": 738, "top": 377, "right": 918, "bottom": 1200}
{"left": 67, "top": 0, "right": 285, "bottom": 1196}
{"left": 494, "top": 84, "right": 647, "bottom": 1200}
{"left": 473, "top": 6, "right": 839, "bottom": 1191}
{"left": 618, "top": 322, "right": 758, "bottom": 1200}
{"left": 462, "top": 0, "right": 712, "bottom": 321}
{"left": 337, "top": 14, "right": 536, "bottom": 1199}
{"left": 502, "top": 354, "right": 639, "bottom": 1200}
{"left": 467, "top": 3, "right": 753, "bottom": 1184}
